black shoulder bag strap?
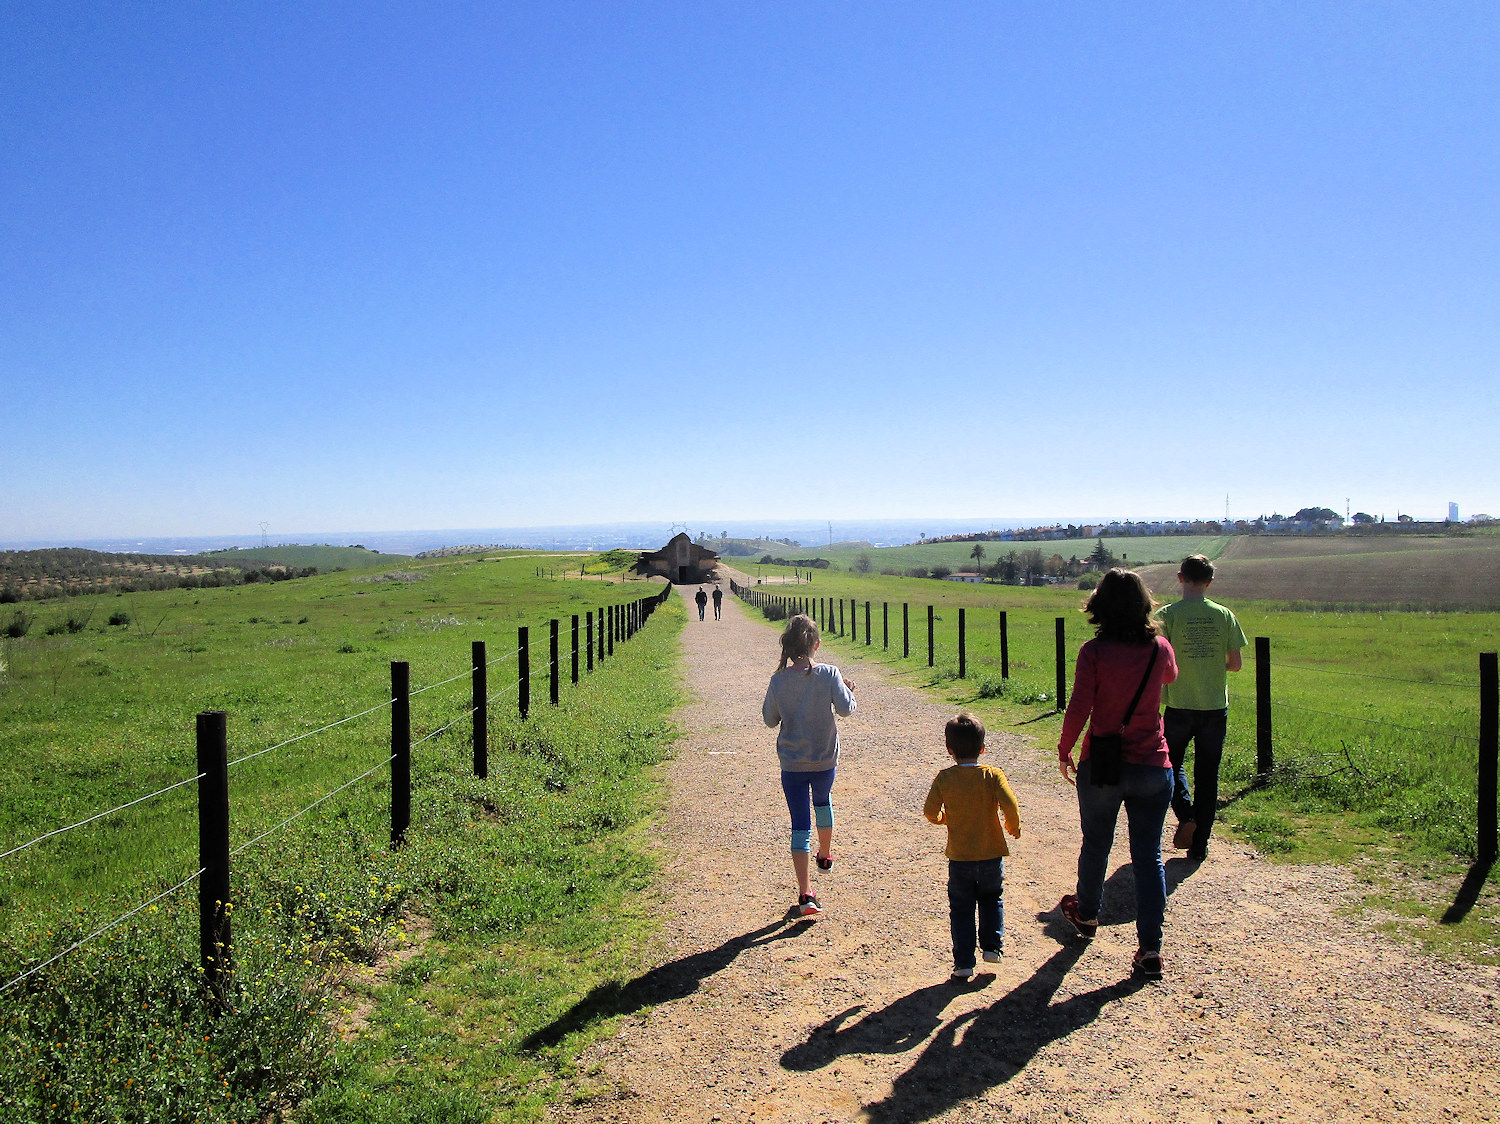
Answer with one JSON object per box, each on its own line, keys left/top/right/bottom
{"left": 1116, "top": 641, "right": 1160, "bottom": 734}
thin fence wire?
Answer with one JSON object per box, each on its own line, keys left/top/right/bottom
{"left": 412, "top": 707, "right": 476, "bottom": 750}
{"left": 0, "top": 772, "right": 206, "bottom": 863}
{"left": 485, "top": 646, "right": 523, "bottom": 667}
{"left": 409, "top": 668, "right": 475, "bottom": 697}
{"left": 230, "top": 754, "right": 397, "bottom": 858}
{"left": 0, "top": 867, "right": 204, "bottom": 995}
{"left": 228, "top": 697, "right": 397, "bottom": 768}
{"left": 1256, "top": 659, "right": 1478, "bottom": 691}
{"left": 1268, "top": 700, "right": 1479, "bottom": 743}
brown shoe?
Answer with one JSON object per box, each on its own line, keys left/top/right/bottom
{"left": 1172, "top": 820, "right": 1197, "bottom": 850}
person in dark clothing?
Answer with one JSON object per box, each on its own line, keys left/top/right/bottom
{"left": 712, "top": 585, "right": 723, "bottom": 620}
{"left": 695, "top": 587, "right": 708, "bottom": 620}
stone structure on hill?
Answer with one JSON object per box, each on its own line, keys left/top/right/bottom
{"left": 637, "top": 533, "right": 719, "bottom": 584}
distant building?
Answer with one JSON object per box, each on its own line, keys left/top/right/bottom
{"left": 1449, "top": 502, "right": 1460, "bottom": 521}
{"left": 635, "top": 533, "right": 720, "bottom": 584}
{"left": 947, "top": 571, "right": 985, "bottom": 583}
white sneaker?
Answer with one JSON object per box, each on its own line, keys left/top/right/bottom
{"left": 950, "top": 966, "right": 975, "bottom": 981}
{"left": 982, "top": 949, "right": 1003, "bottom": 963}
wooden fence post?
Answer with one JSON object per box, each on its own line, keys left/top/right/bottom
{"left": 196, "top": 710, "right": 231, "bottom": 1008}
{"left": 999, "top": 610, "right": 1009, "bottom": 679}
{"left": 391, "top": 661, "right": 410, "bottom": 848}
{"left": 903, "top": 603, "right": 909, "bottom": 658}
{"left": 472, "top": 641, "right": 488, "bottom": 779}
{"left": 1479, "top": 651, "right": 1497, "bottom": 862}
{"left": 1256, "top": 636, "right": 1272, "bottom": 778}
{"left": 927, "top": 605, "right": 934, "bottom": 668}
{"left": 519, "top": 627, "right": 530, "bottom": 720}
{"left": 883, "top": 602, "right": 889, "bottom": 650}
{"left": 550, "top": 619, "right": 560, "bottom": 705}
{"left": 959, "top": 608, "right": 966, "bottom": 678}
{"left": 865, "top": 601, "right": 871, "bottom": 646}
{"left": 571, "top": 615, "right": 580, "bottom": 685}
{"left": 1054, "top": 617, "right": 1066, "bottom": 709}
{"left": 839, "top": 599, "right": 845, "bottom": 637}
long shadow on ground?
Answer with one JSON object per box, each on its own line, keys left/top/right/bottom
{"left": 852, "top": 942, "right": 1148, "bottom": 1124}
{"left": 520, "top": 918, "right": 813, "bottom": 1051}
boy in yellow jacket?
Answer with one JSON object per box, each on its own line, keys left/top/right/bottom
{"left": 924, "top": 713, "right": 1022, "bottom": 981}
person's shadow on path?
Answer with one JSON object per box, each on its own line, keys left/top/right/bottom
{"left": 1061, "top": 855, "right": 1199, "bottom": 933}
{"left": 521, "top": 918, "right": 814, "bottom": 1051}
{"left": 781, "top": 978, "right": 995, "bottom": 1071}
{"left": 853, "top": 943, "right": 1148, "bottom": 1124}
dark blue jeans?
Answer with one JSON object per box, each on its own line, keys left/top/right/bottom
{"left": 948, "top": 857, "right": 1004, "bottom": 970}
{"left": 1164, "top": 707, "right": 1228, "bottom": 852}
{"left": 1075, "top": 758, "right": 1171, "bottom": 953}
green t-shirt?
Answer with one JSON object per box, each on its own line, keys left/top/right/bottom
{"left": 1157, "top": 596, "right": 1247, "bottom": 710}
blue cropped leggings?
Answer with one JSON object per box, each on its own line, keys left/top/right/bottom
{"left": 781, "top": 767, "right": 836, "bottom": 852}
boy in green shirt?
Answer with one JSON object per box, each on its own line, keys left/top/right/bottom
{"left": 1156, "top": 555, "right": 1247, "bottom": 860}
{"left": 924, "top": 713, "right": 1021, "bottom": 981}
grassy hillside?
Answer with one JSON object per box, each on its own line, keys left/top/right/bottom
{"left": 0, "top": 553, "right": 680, "bottom": 1122}
{"left": 205, "top": 544, "right": 410, "bottom": 569}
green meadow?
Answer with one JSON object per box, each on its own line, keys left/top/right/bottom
{"left": 750, "top": 534, "right": 1233, "bottom": 575}
{"left": 733, "top": 561, "right": 1500, "bottom": 957}
{"left": 0, "top": 554, "right": 682, "bottom": 1123}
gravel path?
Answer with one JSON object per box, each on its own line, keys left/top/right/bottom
{"left": 552, "top": 579, "right": 1500, "bottom": 1124}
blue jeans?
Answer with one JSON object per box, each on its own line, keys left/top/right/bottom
{"left": 1075, "top": 757, "right": 1172, "bottom": 953}
{"left": 1165, "top": 707, "right": 1228, "bottom": 853}
{"left": 948, "top": 857, "right": 1004, "bottom": 970}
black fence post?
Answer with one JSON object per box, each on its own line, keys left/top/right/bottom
{"left": 472, "top": 641, "right": 488, "bottom": 779}
{"left": 1479, "top": 651, "right": 1497, "bottom": 861}
{"left": 608, "top": 607, "right": 615, "bottom": 656}
{"left": 1255, "top": 636, "right": 1272, "bottom": 778}
{"left": 959, "top": 608, "right": 966, "bottom": 678}
{"left": 865, "top": 601, "right": 871, "bottom": 646}
{"left": 882, "top": 602, "right": 889, "bottom": 650}
{"left": 586, "top": 612, "right": 595, "bottom": 672}
{"left": 391, "top": 661, "right": 410, "bottom": 848}
{"left": 903, "top": 603, "right": 909, "bottom": 658}
{"left": 1000, "top": 610, "right": 1009, "bottom": 679}
{"left": 839, "top": 599, "right": 845, "bottom": 637}
{"left": 571, "top": 614, "right": 580, "bottom": 685}
{"left": 196, "top": 710, "right": 231, "bottom": 1009}
{"left": 927, "top": 605, "right": 935, "bottom": 668}
{"left": 519, "top": 627, "right": 530, "bottom": 720}
{"left": 1054, "top": 617, "right": 1066, "bottom": 709}
{"left": 598, "top": 607, "right": 606, "bottom": 663}
{"left": 549, "top": 619, "right": 560, "bottom": 705}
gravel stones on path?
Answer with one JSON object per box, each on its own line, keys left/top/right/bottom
{"left": 552, "top": 580, "right": 1500, "bottom": 1124}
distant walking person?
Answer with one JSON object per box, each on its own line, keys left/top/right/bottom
{"left": 1157, "top": 554, "right": 1247, "bottom": 861}
{"left": 695, "top": 586, "right": 708, "bottom": 621}
{"left": 763, "top": 614, "right": 856, "bottom": 917}
{"left": 712, "top": 585, "right": 723, "bottom": 620}
{"left": 1057, "top": 569, "right": 1178, "bottom": 979}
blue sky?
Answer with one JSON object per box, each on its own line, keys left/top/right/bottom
{"left": 3, "top": 2, "right": 1496, "bottom": 542}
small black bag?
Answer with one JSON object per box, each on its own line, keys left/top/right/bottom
{"left": 1088, "top": 643, "right": 1159, "bottom": 788}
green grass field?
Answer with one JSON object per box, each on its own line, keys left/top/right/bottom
{"left": 0, "top": 556, "right": 681, "bottom": 1123}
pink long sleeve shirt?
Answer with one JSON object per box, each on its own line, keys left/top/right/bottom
{"left": 1057, "top": 635, "right": 1179, "bottom": 769}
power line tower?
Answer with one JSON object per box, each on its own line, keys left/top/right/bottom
{"left": 259, "top": 522, "right": 269, "bottom": 548}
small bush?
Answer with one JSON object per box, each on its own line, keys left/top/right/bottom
{"left": 905, "top": 567, "right": 930, "bottom": 579}
{"left": 1077, "top": 575, "right": 1099, "bottom": 590}
{"left": 931, "top": 565, "right": 953, "bottom": 580}
{"left": 0, "top": 588, "right": 20, "bottom": 604}
{"left": 976, "top": 675, "right": 1052, "bottom": 705}
{"left": 3, "top": 611, "right": 32, "bottom": 639}
{"left": 107, "top": 610, "right": 130, "bottom": 626}
{"left": 65, "top": 612, "right": 91, "bottom": 633}
{"left": 762, "top": 603, "right": 789, "bottom": 622}
{"left": 880, "top": 568, "right": 900, "bottom": 576}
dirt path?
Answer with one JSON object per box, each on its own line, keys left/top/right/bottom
{"left": 553, "top": 579, "right": 1500, "bottom": 1123}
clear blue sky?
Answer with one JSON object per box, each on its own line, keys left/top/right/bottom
{"left": 3, "top": 2, "right": 1496, "bottom": 542}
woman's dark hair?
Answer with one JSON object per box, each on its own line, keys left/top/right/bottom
{"left": 1083, "top": 568, "right": 1160, "bottom": 643}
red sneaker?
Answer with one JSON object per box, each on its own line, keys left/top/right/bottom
{"left": 1058, "top": 894, "right": 1097, "bottom": 941}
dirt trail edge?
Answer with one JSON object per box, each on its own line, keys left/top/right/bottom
{"left": 552, "top": 580, "right": 1499, "bottom": 1124}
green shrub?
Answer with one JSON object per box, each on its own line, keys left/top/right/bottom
{"left": 107, "top": 610, "right": 130, "bottom": 626}
{"left": 3, "top": 610, "right": 31, "bottom": 638}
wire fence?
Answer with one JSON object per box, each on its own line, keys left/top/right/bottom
{"left": 0, "top": 582, "right": 675, "bottom": 998}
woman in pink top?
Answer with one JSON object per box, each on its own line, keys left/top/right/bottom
{"left": 1055, "top": 569, "right": 1178, "bottom": 979}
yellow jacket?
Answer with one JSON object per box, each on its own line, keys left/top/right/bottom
{"left": 923, "top": 763, "right": 1021, "bottom": 861}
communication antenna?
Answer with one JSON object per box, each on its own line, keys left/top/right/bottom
{"left": 259, "top": 521, "right": 269, "bottom": 548}
{"left": 1346, "top": 498, "right": 1351, "bottom": 523}
{"left": 1225, "top": 494, "right": 1230, "bottom": 523}
{"left": 828, "top": 521, "right": 833, "bottom": 547}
